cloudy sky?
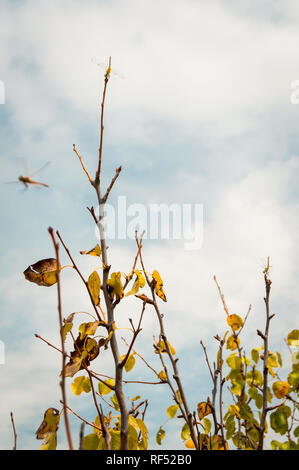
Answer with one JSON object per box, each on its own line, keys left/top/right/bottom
{"left": 0, "top": 0, "right": 299, "bottom": 450}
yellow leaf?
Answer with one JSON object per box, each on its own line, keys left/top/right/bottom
{"left": 79, "top": 321, "right": 100, "bottom": 340}
{"left": 125, "top": 270, "right": 146, "bottom": 297}
{"left": 185, "top": 439, "right": 196, "bottom": 449}
{"left": 71, "top": 376, "right": 91, "bottom": 396}
{"left": 158, "top": 370, "right": 167, "bottom": 382}
{"left": 24, "top": 258, "right": 61, "bottom": 287}
{"left": 272, "top": 381, "right": 290, "bottom": 399}
{"left": 98, "top": 379, "right": 115, "bottom": 395}
{"left": 107, "top": 272, "right": 124, "bottom": 300}
{"left": 287, "top": 330, "right": 299, "bottom": 347}
{"left": 166, "top": 404, "right": 179, "bottom": 419}
{"left": 120, "top": 354, "right": 136, "bottom": 372}
{"left": 227, "top": 314, "right": 243, "bottom": 332}
{"left": 61, "top": 322, "right": 73, "bottom": 342}
{"left": 181, "top": 423, "right": 191, "bottom": 441}
{"left": 88, "top": 271, "right": 101, "bottom": 306}
{"left": 40, "top": 432, "right": 57, "bottom": 450}
{"left": 226, "top": 335, "right": 240, "bottom": 351}
{"left": 152, "top": 270, "right": 167, "bottom": 302}
{"left": 156, "top": 427, "right": 165, "bottom": 445}
{"left": 197, "top": 401, "right": 213, "bottom": 420}
{"left": 36, "top": 408, "right": 60, "bottom": 440}
{"left": 80, "top": 244, "right": 102, "bottom": 257}
{"left": 155, "top": 339, "right": 176, "bottom": 356}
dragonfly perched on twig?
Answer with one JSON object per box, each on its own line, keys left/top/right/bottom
{"left": 6, "top": 161, "right": 50, "bottom": 189}
{"left": 91, "top": 57, "right": 125, "bottom": 80}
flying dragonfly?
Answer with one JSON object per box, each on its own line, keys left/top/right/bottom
{"left": 91, "top": 57, "right": 125, "bottom": 80}
{"left": 6, "top": 161, "right": 50, "bottom": 189}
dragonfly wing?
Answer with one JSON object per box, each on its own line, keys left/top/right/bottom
{"left": 30, "top": 161, "right": 51, "bottom": 177}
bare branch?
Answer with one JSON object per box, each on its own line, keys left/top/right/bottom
{"left": 48, "top": 227, "right": 74, "bottom": 451}
{"left": 10, "top": 412, "right": 17, "bottom": 451}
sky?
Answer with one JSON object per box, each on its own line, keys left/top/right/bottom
{"left": 0, "top": 0, "right": 299, "bottom": 450}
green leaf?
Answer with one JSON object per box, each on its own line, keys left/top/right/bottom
{"left": 246, "top": 369, "right": 263, "bottom": 387}
{"left": 98, "top": 379, "right": 114, "bottom": 396}
{"left": 226, "top": 353, "right": 242, "bottom": 370}
{"left": 270, "top": 407, "right": 291, "bottom": 435}
{"left": 111, "top": 393, "right": 120, "bottom": 411}
{"left": 121, "top": 354, "right": 136, "bottom": 373}
{"left": 287, "top": 369, "right": 299, "bottom": 389}
{"left": 156, "top": 427, "right": 165, "bottom": 445}
{"left": 61, "top": 322, "right": 73, "bottom": 342}
{"left": 276, "top": 351, "right": 283, "bottom": 367}
{"left": 136, "top": 418, "right": 149, "bottom": 450}
{"left": 36, "top": 408, "right": 60, "bottom": 440}
{"left": 203, "top": 418, "right": 212, "bottom": 434}
{"left": 166, "top": 404, "right": 179, "bottom": 419}
{"left": 83, "top": 433, "right": 100, "bottom": 450}
{"left": 251, "top": 349, "right": 259, "bottom": 364}
{"left": 181, "top": 422, "right": 191, "bottom": 441}
{"left": 110, "top": 430, "right": 121, "bottom": 450}
{"left": 287, "top": 329, "right": 299, "bottom": 347}
{"left": 40, "top": 432, "right": 57, "bottom": 450}
{"left": 128, "top": 424, "right": 138, "bottom": 450}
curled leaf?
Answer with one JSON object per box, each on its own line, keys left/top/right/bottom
{"left": 24, "top": 258, "right": 60, "bottom": 287}
{"left": 80, "top": 244, "right": 102, "bottom": 257}
{"left": 107, "top": 272, "right": 124, "bottom": 300}
{"left": 152, "top": 270, "right": 167, "bottom": 302}
{"left": 197, "top": 400, "right": 212, "bottom": 420}
{"left": 125, "top": 270, "right": 146, "bottom": 297}
{"left": 156, "top": 427, "right": 165, "bottom": 445}
{"left": 36, "top": 408, "right": 60, "bottom": 440}
{"left": 79, "top": 321, "right": 101, "bottom": 340}
{"left": 62, "top": 334, "right": 100, "bottom": 378}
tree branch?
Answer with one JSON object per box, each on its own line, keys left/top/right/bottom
{"left": 48, "top": 227, "right": 74, "bottom": 451}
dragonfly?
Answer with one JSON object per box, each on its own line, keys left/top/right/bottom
{"left": 91, "top": 57, "right": 125, "bottom": 80}
{"left": 6, "top": 161, "right": 50, "bottom": 189}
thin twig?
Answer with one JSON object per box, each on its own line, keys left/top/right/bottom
{"left": 10, "top": 412, "right": 17, "bottom": 451}
{"left": 48, "top": 227, "right": 74, "bottom": 451}
{"left": 56, "top": 230, "right": 105, "bottom": 323}
{"left": 258, "top": 272, "right": 272, "bottom": 450}
{"left": 73, "top": 144, "right": 93, "bottom": 184}
{"left": 103, "top": 166, "right": 122, "bottom": 203}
